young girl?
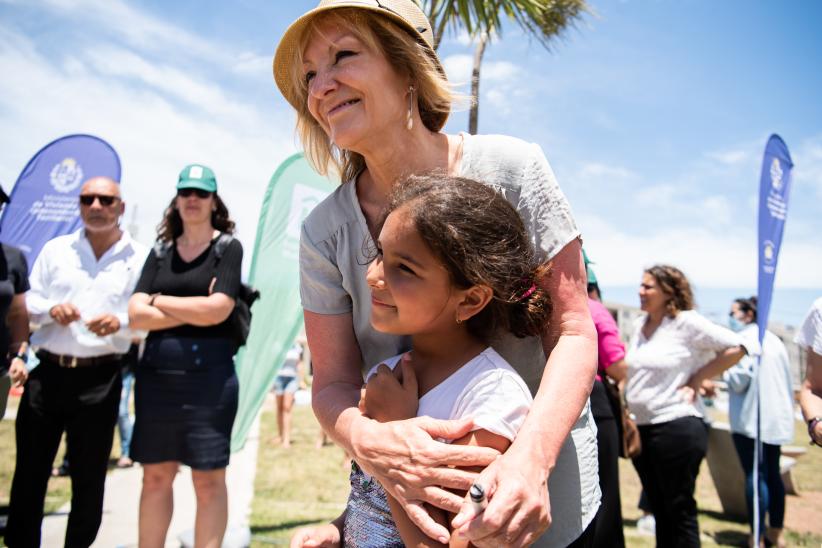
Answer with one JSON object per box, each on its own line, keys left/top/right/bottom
{"left": 291, "top": 175, "right": 551, "bottom": 548}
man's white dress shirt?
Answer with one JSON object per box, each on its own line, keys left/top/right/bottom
{"left": 27, "top": 229, "right": 149, "bottom": 357}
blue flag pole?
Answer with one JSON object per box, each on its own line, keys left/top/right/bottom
{"left": 754, "top": 134, "right": 793, "bottom": 541}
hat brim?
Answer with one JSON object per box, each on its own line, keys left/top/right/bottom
{"left": 273, "top": 2, "right": 447, "bottom": 131}
{"left": 176, "top": 180, "right": 216, "bottom": 193}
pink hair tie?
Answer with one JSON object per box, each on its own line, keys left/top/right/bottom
{"left": 517, "top": 283, "right": 537, "bottom": 302}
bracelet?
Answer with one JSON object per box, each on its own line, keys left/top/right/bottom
{"left": 10, "top": 350, "right": 28, "bottom": 364}
{"left": 810, "top": 417, "right": 822, "bottom": 447}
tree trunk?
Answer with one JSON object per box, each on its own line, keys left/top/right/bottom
{"left": 468, "top": 32, "right": 488, "bottom": 135}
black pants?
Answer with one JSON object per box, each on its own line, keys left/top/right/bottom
{"left": 590, "top": 380, "right": 625, "bottom": 548}
{"left": 4, "top": 356, "right": 121, "bottom": 548}
{"left": 632, "top": 416, "right": 708, "bottom": 548}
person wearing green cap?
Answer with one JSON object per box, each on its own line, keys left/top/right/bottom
{"left": 128, "top": 164, "right": 243, "bottom": 548}
{"left": 274, "top": 1, "right": 599, "bottom": 546}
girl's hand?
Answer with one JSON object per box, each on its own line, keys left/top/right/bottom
{"left": 360, "top": 354, "right": 419, "bottom": 422}
{"left": 350, "top": 416, "right": 500, "bottom": 543}
{"left": 451, "top": 448, "right": 550, "bottom": 547}
{"left": 289, "top": 523, "right": 341, "bottom": 548}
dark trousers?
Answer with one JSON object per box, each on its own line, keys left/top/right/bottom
{"left": 4, "top": 357, "right": 121, "bottom": 548}
{"left": 632, "top": 416, "right": 708, "bottom": 548}
{"left": 590, "top": 380, "right": 625, "bottom": 548}
{"left": 731, "top": 433, "right": 785, "bottom": 535}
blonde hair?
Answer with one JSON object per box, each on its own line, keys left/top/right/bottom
{"left": 289, "top": 8, "right": 457, "bottom": 183}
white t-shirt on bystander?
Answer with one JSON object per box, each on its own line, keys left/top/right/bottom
{"left": 795, "top": 297, "right": 822, "bottom": 355}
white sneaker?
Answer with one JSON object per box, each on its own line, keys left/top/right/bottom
{"left": 636, "top": 514, "right": 656, "bottom": 536}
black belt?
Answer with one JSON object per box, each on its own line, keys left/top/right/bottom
{"left": 37, "top": 350, "right": 123, "bottom": 368}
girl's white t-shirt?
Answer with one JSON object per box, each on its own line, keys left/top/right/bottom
{"left": 365, "top": 347, "right": 533, "bottom": 442}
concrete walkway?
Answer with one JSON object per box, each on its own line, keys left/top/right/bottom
{"left": 39, "top": 414, "right": 260, "bottom": 548}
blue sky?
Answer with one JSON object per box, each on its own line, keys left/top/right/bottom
{"left": 1, "top": 0, "right": 820, "bottom": 288}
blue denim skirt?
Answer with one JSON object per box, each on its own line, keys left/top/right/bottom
{"left": 131, "top": 336, "right": 238, "bottom": 470}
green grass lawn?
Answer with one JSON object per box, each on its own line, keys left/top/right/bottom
{"left": 0, "top": 395, "right": 126, "bottom": 519}
{"left": 250, "top": 403, "right": 822, "bottom": 547}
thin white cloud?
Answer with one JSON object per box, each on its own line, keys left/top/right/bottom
{"left": 578, "top": 162, "right": 637, "bottom": 181}
{"left": 37, "top": 0, "right": 269, "bottom": 77}
{"left": 442, "top": 54, "right": 472, "bottom": 85}
{"left": 83, "top": 46, "right": 260, "bottom": 126}
{"left": 233, "top": 51, "right": 273, "bottom": 76}
{"left": 0, "top": 19, "right": 296, "bottom": 276}
{"left": 577, "top": 213, "right": 821, "bottom": 288}
{"left": 707, "top": 149, "right": 752, "bottom": 167}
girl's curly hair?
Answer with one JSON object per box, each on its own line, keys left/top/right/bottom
{"left": 374, "top": 173, "right": 552, "bottom": 341}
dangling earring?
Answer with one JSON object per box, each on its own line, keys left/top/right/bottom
{"left": 406, "top": 85, "right": 415, "bottom": 131}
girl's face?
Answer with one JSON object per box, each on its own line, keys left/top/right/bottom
{"left": 638, "top": 272, "right": 668, "bottom": 316}
{"left": 301, "top": 18, "right": 409, "bottom": 152}
{"left": 366, "top": 206, "right": 466, "bottom": 336}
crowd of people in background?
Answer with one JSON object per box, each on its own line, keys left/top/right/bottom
{"left": 1, "top": 0, "right": 822, "bottom": 547}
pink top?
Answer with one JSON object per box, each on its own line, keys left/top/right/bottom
{"left": 588, "top": 298, "right": 626, "bottom": 380}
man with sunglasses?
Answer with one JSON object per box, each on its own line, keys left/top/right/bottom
{"left": 5, "top": 176, "right": 148, "bottom": 548}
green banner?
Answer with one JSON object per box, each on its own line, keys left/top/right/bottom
{"left": 231, "top": 153, "right": 336, "bottom": 451}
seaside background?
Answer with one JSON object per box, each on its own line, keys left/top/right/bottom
{"left": 602, "top": 285, "right": 819, "bottom": 329}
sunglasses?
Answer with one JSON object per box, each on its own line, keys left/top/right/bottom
{"left": 177, "top": 188, "right": 213, "bottom": 199}
{"left": 79, "top": 194, "right": 120, "bottom": 206}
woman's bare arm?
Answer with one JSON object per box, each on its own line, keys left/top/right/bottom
{"left": 128, "top": 293, "right": 185, "bottom": 331}
{"left": 452, "top": 238, "right": 598, "bottom": 546}
{"left": 152, "top": 293, "right": 234, "bottom": 326}
{"left": 7, "top": 293, "right": 29, "bottom": 351}
{"left": 800, "top": 349, "right": 822, "bottom": 435}
{"left": 687, "top": 346, "right": 747, "bottom": 390}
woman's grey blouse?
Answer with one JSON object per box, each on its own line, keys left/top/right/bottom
{"left": 299, "top": 133, "right": 599, "bottom": 547}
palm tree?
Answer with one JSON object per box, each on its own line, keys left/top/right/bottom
{"left": 422, "top": 0, "right": 588, "bottom": 134}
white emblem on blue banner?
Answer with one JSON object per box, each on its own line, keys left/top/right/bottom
{"left": 769, "top": 158, "right": 783, "bottom": 191}
{"left": 50, "top": 158, "right": 84, "bottom": 193}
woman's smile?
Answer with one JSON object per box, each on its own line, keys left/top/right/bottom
{"left": 327, "top": 98, "right": 361, "bottom": 118}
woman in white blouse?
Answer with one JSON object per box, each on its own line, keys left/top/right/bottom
{"left": 625, "top": 265, "right": 754, "bottom": 547}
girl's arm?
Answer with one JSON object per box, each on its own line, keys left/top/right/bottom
{"left": 387, "top": 429, "right": 511, "bottom": 548}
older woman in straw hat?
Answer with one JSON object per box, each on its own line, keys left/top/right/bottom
{"left": 274, "top": 1, "right": 600, "bottom": 546}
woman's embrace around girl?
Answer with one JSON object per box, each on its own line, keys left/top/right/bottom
{"left": 274, "top": 1, "right": 600, "bottom": 545}
{"left": 292, "top": 174, "right": 553, "bottom": 547}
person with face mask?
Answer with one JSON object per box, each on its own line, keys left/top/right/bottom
{"left": 723, "top": 296, "right": 793, "bottom": 548}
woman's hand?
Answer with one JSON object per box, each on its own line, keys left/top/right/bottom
{"left": 359, "top": 354, "right": 419, "bottom": 422}
{"left": 451, "top": 447, "right": 550, "bottom": 547}
{"left": 350, "top": 416, "right": 500, "bottom": 543}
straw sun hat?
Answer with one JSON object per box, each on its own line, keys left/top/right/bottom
{"left": 273, "top": 0, "right": 447, "bottom": 129}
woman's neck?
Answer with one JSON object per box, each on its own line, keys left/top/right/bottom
{"left": 357, "top": 130, "right": 458, "bottom": 204}
{"left": 179, "top": 222, "right": 216, "bottom": 245}
{"left": 409, "top": 328, "right": 486, "bottom": 397}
